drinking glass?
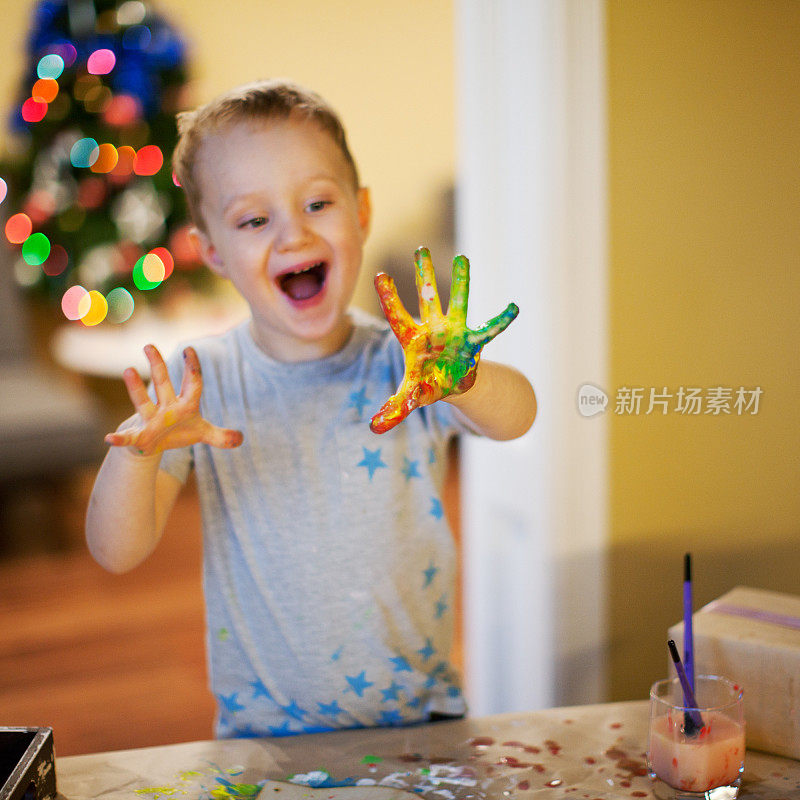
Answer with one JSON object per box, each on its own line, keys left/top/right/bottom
{"left": 647, "top": 674, "right": 745, "bottom": 800}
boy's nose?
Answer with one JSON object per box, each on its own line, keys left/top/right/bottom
{"left": 275, "top": 212, "right": 311, "bottom": 251}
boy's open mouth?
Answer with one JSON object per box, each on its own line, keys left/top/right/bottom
{"left": 277, "top": 261, "right": 328, "bottom": 301}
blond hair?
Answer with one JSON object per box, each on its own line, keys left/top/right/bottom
{"left": 172, "top": 78, "right": 360, "bottom": 230}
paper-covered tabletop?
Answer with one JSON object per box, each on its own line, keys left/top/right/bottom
{"left": 55, "top": 701, "right": 800, "bottom": 800}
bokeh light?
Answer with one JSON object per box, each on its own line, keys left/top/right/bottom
{"left": 32, "top": 78, "right": 59, "bottom": 104}
{"left": 133, "top": 144, "right": 163, "bottom": 176}
{"left": 61, "top": 285, "right": 89, "bottom": 320}
{"left": 142, "top": 251, "right": 166, "bottom": 282}
{"left": 111, "top": 145, "right": 136, "bottom": 178}
{"left": 37, "top": 53, "right": 64, "bottom": 80}
{"left": 76, "top": 176, "right": 107, "bottom": 209}
{"left": 49, "top": 42, "right": 77, "bottom": 68}
{"left": 21, "top": 232, "right": 51, "bottom": 265}
{"left": 90, "top": 142, "right": 119, "bottom": 173}
{"left": 5, "top": 213, "right": 32, "bottom": 244}
{"left": 117, "top": 0, "right": 146, "bottom": 26}
{"left": 24, "top": 188, "right": 56, "bottom": 225}
{"left": 103, "top": 94, "right": 141, "bottom": 126}
{"left": 150, "top": 246, "right": 174, "bottom": 280}
{"left": 70, "top": 137, "right": 100, "bottom": 168}
{"left": 83, "top": 84, "right": 112, "bottom": 113}
{"left": 122, "top": 24, "right": 152, "bottom": 50}
{"left": 133, "top": 254, "right": 162, "bottom": 289}
{"left": 74, "top": 74, "right": 100, "bottom": 101}
{"left": 106, "top": 287, "right": 135, "bottom": 323}
{"left": 21, "top": 97, "right": 48, "bottom": 123}
{"left": 80, "top": 290, "right": 109, "bottom": 326}
{"left": 87, "top": 48, "right": 116, "bottom": 75}
{"left": 42, "top": 244, "right": 69, "bottom": 276}
{"left": 0, "top": 178, "right": 7, "bottom": 205}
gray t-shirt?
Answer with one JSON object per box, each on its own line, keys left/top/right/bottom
{"left": 159, "top": 309, "right": 469, "bottom": 737}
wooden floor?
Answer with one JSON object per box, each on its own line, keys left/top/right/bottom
{"left": 0, "top": 453, "right": 462, "bottom": 757}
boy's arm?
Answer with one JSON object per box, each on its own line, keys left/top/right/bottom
{"left": 86, "top": 344, "right": 243, "bottom": 573}
{"left": 444, "top": 358, "right": 537, "bottom": 441}
{"left": 86, "top": 449, "right": 182, "bottom": 573}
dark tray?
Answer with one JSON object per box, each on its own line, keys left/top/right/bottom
{"left": 0, "top": 728, "right": 56, "bottom": 800}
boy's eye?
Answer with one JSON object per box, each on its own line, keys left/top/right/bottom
{"left": 238, "top": 216, "right": 267, "bottom": 229}
{"left": 306, "top": 200, "right": 331, "bottom": 213}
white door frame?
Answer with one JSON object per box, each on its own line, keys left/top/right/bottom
{"left": 455, "top": 0, "right": 608, "bottom": 713}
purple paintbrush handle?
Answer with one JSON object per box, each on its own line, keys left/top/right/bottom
{"left": 668, "top": 639, "right": 704, "bottom": 731}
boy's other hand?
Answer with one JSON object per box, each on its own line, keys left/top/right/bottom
{"left": 371, "top": 247, "right": 518, "bottom": 434}
{"left": 104, "top": 344, "right": 244, "bottom": 455}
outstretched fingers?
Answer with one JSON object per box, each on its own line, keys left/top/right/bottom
{"left": 446, "top": 254, "right": 470, "bottom": 326}
{"left": 375, "top": 272, "right": 417, "bottom": 347}
{"left": 145, "top": 344, "right": 177, "bottom": 406}
{"left": 469, "top": 302, "right": 520, "bottom": 349}
{"left": 370, "top": 383, "right": 422, "bottom": 434}
{"left": 178, "top": 346, "right": 204, "bottom": 406}
{"left": 199, "top": 421, "right": 244, "bottom": 449}
{"left": 414, "top": 247, "right": 444, "bottom": 324}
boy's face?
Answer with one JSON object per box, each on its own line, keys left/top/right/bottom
{"left": 190, "top": 116, "right": 370, "bottom": 362}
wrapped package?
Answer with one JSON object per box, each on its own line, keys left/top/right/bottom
{"left": 669, "top": 585, "right": 800, "bottom": 759}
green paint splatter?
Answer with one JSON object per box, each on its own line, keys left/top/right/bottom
{"left": 218, "top": 627, "right": 230, "bottom": 641}
{"left": 360, "top": 755, "right": 383, "bottom": 765}
{"left": 210, "top": 784, "right": 262, "bottom": 799}
{"left": 135, "top": 788, "right": 180, "bottom": 798}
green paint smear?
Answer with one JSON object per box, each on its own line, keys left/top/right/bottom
{"left": 210, "top": 784, "right": 263, "bottom": 799}
{"left": 360, "top": 755, "right": 383, "bottom": 764}
{"left": 135, "top": 788, "right": 180, "bottom": 797}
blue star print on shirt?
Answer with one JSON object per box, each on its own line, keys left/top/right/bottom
{"left": 357, "top": 447, "right": 387, "bottom": 480}
{"left": 348, "top": 387, "right": 371, "bottom": 418}
{"left": 378, "top": 709, "right": 405, "bottom": 726}
{"left": 430, "top": 497, "right": 444, "bottom": 519}
{"left": 218, "top": 692, "right": 245, "bottom": 713}
{"left": 401, "top": 457, "right": 421, "bottom": 481}
{"left": 418, "top": 638, "right": 436, "bottom": 661}
{"left": 381, "top": 681, "right": 403, "bottom": 702}
{"left": 435, "top": 595, "right": 448, "bottom": 618}
{"left": 281, "top": 700, "right": 307, "bottom": 721}
{"left": 250, "top": 680, "right": 271, "bottom": 700}
{"left": 423, "top": 563, "right": 438, "bottom": 587}
{"left": 389, "top": 655, "right": 413, "bottom": 672}
{"left": 318, "top": 700, "right": 344, "bottom": 717}
{"left": 345, "top": 670, "right": 374, "bottom": 696}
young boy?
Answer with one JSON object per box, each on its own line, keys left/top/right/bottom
{"left": 86, "top": 79, "right": 536, "bottom": 738}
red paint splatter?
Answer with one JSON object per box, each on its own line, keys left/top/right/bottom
{"left": 544, "top": 740, "right": 562, "bottom": 755}
{"left": 533, "top": 764, "right": 546, "bottom": 773}
{"left": 563, "top": 718, "right": 574, "bottom": 724}
{"left": 544, "top": 779, "right": 563, "bottom": 788}
{"left": 605, "top": 747, "right": 649, "bottom": 777}
{"left": 496, "top": 756, "right": 533, "bottom": 768}
{"left": 585, "top": 757, "right": 596, "bottom": 765}
{"left": 620, "top": 780, "right": 631, "bottom": 788}
{"left": 517, "top": 781, "right": 530, "bottom": 791}
{"left": 503, "top": 740, "right": 526, "bottom": 747}
{"left": 631, "top": 793, "right": 648, "bottom": 798}
{"left": 524, "top": 745, "right": 542, "bottom": 754}
{"left": 469, "top": 736, "right": 495, "bottom": 747}
{"left": 610, "top": 722, "right": 623, "bottom": 729}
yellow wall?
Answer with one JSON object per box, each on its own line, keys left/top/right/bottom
{"left": 0, "top": 0, "right": 456, "bottom": 313}
{"left": 607, "top": 0, "right": 800, "bottom": 699}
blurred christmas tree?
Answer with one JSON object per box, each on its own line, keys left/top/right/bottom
{"left": 0, "top": 0, "right": 209, "bottom": 327}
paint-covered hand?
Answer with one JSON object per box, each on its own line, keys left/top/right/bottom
{"left": 104, "top": 344, "right": 244, "bottom": 456}
{"left": 370, "top": 247, "right": 519, "bottom": 434}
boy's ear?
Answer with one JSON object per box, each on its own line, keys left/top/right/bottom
{"left": 188, "top": 226, "right": 227, "bottom": 277}
{"left": 357, "top": 187, "right": 371, "bottom": 240}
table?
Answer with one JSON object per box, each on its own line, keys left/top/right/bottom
{"left": 56, "top": 701, "right": 799, "bottom": 800}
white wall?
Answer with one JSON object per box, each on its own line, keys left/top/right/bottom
{"left": 455, "top": 0, "right": 608, "bottom": 713}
